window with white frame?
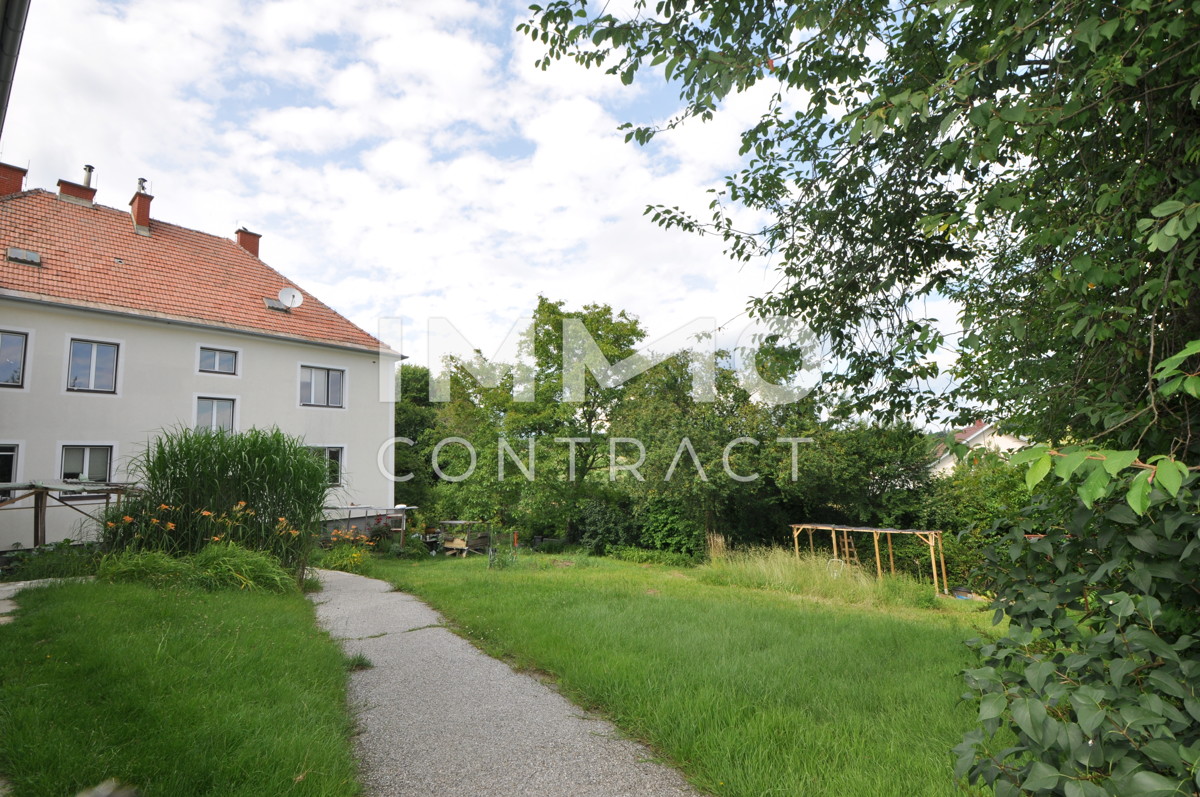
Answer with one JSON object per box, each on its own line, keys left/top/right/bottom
{"left": 196, "top": 398, "right": 235, "bottom": 432}
{"left": 61, "top": 445, "right": 111, "bottom": 483}
{"left": 300, "top": 366, "right": 344, "bottom": 407}
{"left": 199, "top": 347, "right": 237, "bottom": 375}
{"left": 309, "top": 446, "right": 343, "bottom": 486}
{"left": 0, "top": 444, "right": 16, "bottom": 499}
{"left": 0, "top": 331, "right": 27, "bottom": 387}
{"left": 67, "top": 339, "right": 118, "bottom": 392}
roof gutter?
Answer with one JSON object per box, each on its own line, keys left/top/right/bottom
{"left": 0, "top": 0, "right": 31, "bottom": 141}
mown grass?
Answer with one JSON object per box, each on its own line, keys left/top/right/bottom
{"left": 370, "top": 552, "right": 994, "bottom": 797}
{"left": 0, "top": 581, "right": 360, "bottom": 797}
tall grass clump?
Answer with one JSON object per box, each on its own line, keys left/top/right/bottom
{"left": 101, "top": 428, "right": 329, "bottom": 574}
{"left": 696, "top": 546, "right": 938, "bottom": 609}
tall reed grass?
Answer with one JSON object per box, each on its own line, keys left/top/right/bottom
{"left": 102, "top": 428, "right": 329, "bottom": 573}
{"left": 695, "top": 546, "right": 939, "bottom": 609}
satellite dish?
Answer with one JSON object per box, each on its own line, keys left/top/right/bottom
{"left": 278, "top": 287, "right": 304, "bottom": 309}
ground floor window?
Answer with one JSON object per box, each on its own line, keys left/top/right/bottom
{"left": 308, "top": 446, "right": 343, "bottom": 486}
{"left": 0, "top": 444, "right": 16, "bottom": 499}
{"left": 197, "top": 397, "right": 235, "bottom": 432}
{"left": 61, "top": 445, "right": 111, "bottom": 483}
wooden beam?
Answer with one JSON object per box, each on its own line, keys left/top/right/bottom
{"left": 872, "top": 531, "right": 882, "bottom": 580}
{"left": 938, "top": 532, "right": 949, "bottom": 594}
{"left": 33, "top": 489, "right": 46, "bottom": 547}
{"left": 887, "top": 532, "right": 895, "bottom": 574}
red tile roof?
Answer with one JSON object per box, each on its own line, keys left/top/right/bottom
{"left": 0, "top": 188, "right": 389, "bottom": 353}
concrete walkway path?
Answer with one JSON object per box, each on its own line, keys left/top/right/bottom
{"left": 309, "top": 569, "right": 700, "bottom": 797}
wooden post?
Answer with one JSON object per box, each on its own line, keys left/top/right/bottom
{"left": 807, "top": 528, "right": 814, "bottom": 555}
{"left": 927, "top": 533, "right": 939, "bottom": 595}
{"left": 872, "top": 531, "right": 882, "bottom": 580}
{"left": 938, "top": 532, "right": 949, "bottom": 594}
{"left": 793, "top": 526, "right": 800, "bottom": 558}
{"left": 33, "top": 488, "right": 47, "bottom": 547}
{"left": 831, "top": 528, "right": 838, "bottom": 560}
{"left": 887, "top": 532, "right": 895, "bottom": 574}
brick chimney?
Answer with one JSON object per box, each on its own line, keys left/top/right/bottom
{"left": 0, "top": 162, "right": 27, "bottom": 195}
{"left": 58, "top": 179, "right": 97, "bottom": 207}
{"left": 129, "top": 178, "right": 152, "bottom": 236}
{"left": 235, "top": 227, "right": 261, "bottom": 258}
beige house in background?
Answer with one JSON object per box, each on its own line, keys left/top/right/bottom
{"left": 930, "top": 419, "right": 1026, "bottom": 476}
{"left": 0, "top": 162, "right": 401, "bottom": 549}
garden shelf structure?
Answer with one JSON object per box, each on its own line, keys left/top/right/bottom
{"left": 790, "top": 523, "right": 950, "bottom": 595}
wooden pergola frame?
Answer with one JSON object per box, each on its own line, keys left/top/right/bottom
{"left": 790, "top": 523, "right": 950, "bottom": 595}
{"left": 0, "top": 481, "right": 133, "bottom": 548}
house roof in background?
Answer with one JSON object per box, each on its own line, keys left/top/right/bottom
{"left": 0, "top": 188, "right": 390, "bottom": 354}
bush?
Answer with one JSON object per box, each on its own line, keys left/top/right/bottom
{"left": 1, "top": 541, "right": 102, "bottom": 581}
{"left": 101, "top": 428, "right": 329, "bottom": 574}
{"left": 97, "top": 543, "right": 297, "bottom": 593}
{"left": 392, "top": 532, "right": 431, "bottom": 560}
{"left": 606, "top": 545, "right": 699, "bottom": 568}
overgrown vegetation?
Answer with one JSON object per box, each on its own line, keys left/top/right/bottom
{"left": 0, "top": 540, "right": 102, "bottom": 582}
{"left": 0, "top": 580, "right": 359, "bottom": 796}
{"left": 369, "top": 553, "right": 986, "bottom": 796}
{"left": 102, "top": 428, "right": 329, "bottom": 574}
{"left": 97, "top": 543, "right": 297, "bottom": 594}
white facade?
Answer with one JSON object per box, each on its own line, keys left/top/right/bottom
{"left": 930, "top": 423, "right": 1026, "bottom": 477}
{"left": 0, "top": 297, "right": 397, "bottom": 549}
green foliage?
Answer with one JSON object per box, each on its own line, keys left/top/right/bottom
{"left": 101, "top": 428, "right": 329, "bottom": 573}
{"left": 957, "top": 473, "right": 1200, "bottom": 795}
{"left": 97, "top": 543, "right": 297, "bottom": 594}
{"left": 392, "top": 532, "right": 433, "bottom": 560}
{"left": 605, "top": 544, "right": 699, "bottom": 568}
{"left": 1, "top": 540, "right": 102, "bottom": 581}
{"left": 315, "top": 531, "right": 373, "bottom": 574}
{"left": 0, "top": 581, "right": 359, "bottom": 795}
{"left": 525, "top": 0, "right": 1200, "bottom": 789}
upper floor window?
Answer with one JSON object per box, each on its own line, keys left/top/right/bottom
{"left": 67, "top": 339, "right": 118, "bottom": 392}
{"left": 0, "top": 444, "right": 16, "bottom": 499}
{"left": 199, "top": 347, "right": 237, "bottom": 375}
{"left": 197, "top": 398, "right": 235, "bottom": 432}
{"left": 61, "top": 445, "right": 111, "bottom": 483}
{"left": 0, "top": 331, "right": 27, "bottom": 387}
{"left": 301, "top": 366, "right": 344, "bottom": 408}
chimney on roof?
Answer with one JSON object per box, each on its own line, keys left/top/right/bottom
{"left": 58, "top": 165, "right": 97, "bottom": 207}
{"left": 235, "top": 227, "right": 261, "bottom": 258}
{"left": 0, "top": 162, "right": 26, "bottom": 195}
{"left": 129, "top": 178, "right": 152, "bottom": 236}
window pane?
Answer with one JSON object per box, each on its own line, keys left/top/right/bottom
{"left": 93, "top": 344, "right": 117, "bottom": 391}
{"left": 313, "top": 369, "right": 328, "bottom": 405}
{"left": 197, "top": 399, "right": 213, "bottom": 430}
{"left": 214, "top": 399, "right": 234, "bottom": 432}
{"left": 68, "top": 341, "right": 92, "bottom": 389}
{"left": 86, "top": 448, "right": 110, "bottom": 482}
{"left": 300, "top": 367, "right": 313, "bottom": 404}
{"left": 199, "top": 348, "right": 216, "bottom": 371}
{"left": 217, "top": 351, "right": 236, "bottom": 373}
{"left": 0, "top": 444, "right": 16, "bottom": 481}
{"left": 62, "top": 447, "right": 84, "bottom": 479}
{"left": 328, "top": 448, "right": 342, "bottom": 484}
{"left": 328, "top": 370, "right": 343, "bottom": 407}
{"left": 0, "top": 332, "right": 25, "bottom": 386}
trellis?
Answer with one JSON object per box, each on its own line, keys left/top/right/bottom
{"left": 790, "top": 523, "right": 950, "bottom": 595}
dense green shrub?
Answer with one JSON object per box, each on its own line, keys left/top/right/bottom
{"left": 97, "top": 543, "right": 297, "bottom": 593}
{"left": 101, "top": 428, "right": 329, "bottom": 572}
{"left": 1, "top": 541, "right": 102, "bottom": 582}
{"left": 606, "top": 545, "right": 699, "bottom": 568}
{"left": 391, "top": 532, "right": 432, "bottom": 560}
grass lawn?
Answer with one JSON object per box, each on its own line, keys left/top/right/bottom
{"left": 0, "top": 580, "right": 360, "bottom": 797}
{"left": 370, "top": 553, "right": 994, "bottom": 797}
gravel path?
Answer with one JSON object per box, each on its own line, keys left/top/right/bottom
{"left": 309, "top": 569, "right": 700, "bottom": 797}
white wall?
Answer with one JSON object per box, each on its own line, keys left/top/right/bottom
{"left": 0, "top": 299, "right": 397, "bottom": 549}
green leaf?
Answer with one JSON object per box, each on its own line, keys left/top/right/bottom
{"left": 979, "top": 692, "right": 1007, "bottom": 721}
{"left": 1154, "top": 460, "right": 1183, "bottom": 497}
{"left": 1128, "top": 470, "right": 1152, "bottom": 514}
{"left": 1055, "top": 450, "right": 1089, "bottom": 480}
{"left": 1022, "top": 761, "right": 1061, "bottom": 791}
{"left": 1027, "top": 453, "right": 1052, "bottom": 491}
{"left": 1124, "top": 770, "right": 1187, "bottom": 797}
{"left": 1184, "top": 375, "right": 1200, "bottom": 398}
{"left": 1150, "top": 200, "right": 1186, "bottom": 217}
{"left": 1009, "top": 445, "right": 1049, "bottom": 466}
{"left": 1101, "top": 449, "right": 1139, "bottom": 475}
{"left": 1078, "top": 465, "right": 1111, "bottom": 508}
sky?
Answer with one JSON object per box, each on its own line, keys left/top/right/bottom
{"left": 1, "top": 0, "right": 793, "bottom": 370}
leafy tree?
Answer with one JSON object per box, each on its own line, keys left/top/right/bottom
{"left": 393, "top": 364, "right": 439, "bottom": 509}
{"left": 525, "top": 1, "right": 1200, "bottom": 793}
